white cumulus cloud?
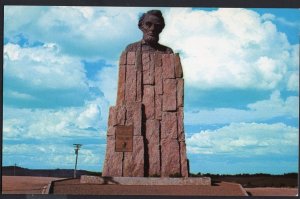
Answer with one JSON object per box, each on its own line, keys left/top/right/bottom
{"left": 76, "top": 101, "right": 102, "bottom": 129}
{"left": 287, "top": 72, "right": 299, "bottom": 92}
{"left": 161, "top": 8, "right": 298, "bottom": 90}
{"left": 185, "top": 90, "right": 298, "bottom": 125}
{"left": 3, "top": 97, "right": 109, "bottom": 140}
{"left": 91, "top": 65, "right": 118, "bottom": 105}
{"left": 4, "top": 6, "right": 153, "bottom": 60}
{"left": 186, "top": 122, "right": 298, "bottom": 157}
{"left": 4, "top": 43, "right": 88, "bottom": 90}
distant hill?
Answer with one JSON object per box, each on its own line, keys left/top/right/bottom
{"left": 2, "top": 166, "right": 101, "bottom": 178}
{"left": 190, "top": 172, "right": 298, "bottom": 188}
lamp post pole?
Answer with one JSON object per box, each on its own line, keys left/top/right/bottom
{"left": 73, "top": 144, "right": 82, "bottom": 178}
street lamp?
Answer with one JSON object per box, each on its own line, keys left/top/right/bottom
{"left": 73, "top": 144, "right": 82, "bottom": 178}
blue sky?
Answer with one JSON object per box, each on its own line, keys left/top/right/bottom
{"left": 3, "top": 7, "right": 299, "bottom": 174}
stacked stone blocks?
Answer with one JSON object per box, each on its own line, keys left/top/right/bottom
{"left": 102, "top": 51, "right": 188, "bottom": 177}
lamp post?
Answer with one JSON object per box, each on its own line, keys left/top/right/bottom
{"left": 73, "top": 144, "right": 82, "bottom": 178}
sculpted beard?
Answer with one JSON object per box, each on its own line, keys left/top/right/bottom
{"left": 144, "top": 34, "right": 159, "bottom": 45}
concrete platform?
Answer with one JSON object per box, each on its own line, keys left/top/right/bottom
{"left": 245, "top": 187, "right": 298, "bottom": 196}
{"left": 80, "top": 175, "right": 211, "bottom": 185}
{"left": 49, "top": 178, "right": 249, "bottom": 196}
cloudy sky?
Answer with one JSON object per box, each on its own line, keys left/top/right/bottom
{"left": 3, "top": 6, "right": 299, "bottom": 174}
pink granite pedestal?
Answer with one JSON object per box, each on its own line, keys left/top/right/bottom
{"left": 80, "top": 175, "right": 211, "bottom": 186}
{"left": 102, "top": 52, "right": 188, "bottom": 178}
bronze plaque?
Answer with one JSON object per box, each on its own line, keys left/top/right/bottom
{"left": 115, "top": 125, "right": 133, "bottom": 152}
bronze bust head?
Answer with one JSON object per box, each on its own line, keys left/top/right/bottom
{"left": 125, "top": 10, "right": 173, "bottom": 53}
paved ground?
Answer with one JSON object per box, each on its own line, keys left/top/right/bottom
{"left": 2, "top": 176, "right": 64, "bottom": 194}
{"left": 2, "top": 176, "right": 298, "bottom": 196}
{"left": 245, "top": 187, "right": 298, "bottom": 196}
{"left": 52, "top": 178, "right": 248, "bottom": 196}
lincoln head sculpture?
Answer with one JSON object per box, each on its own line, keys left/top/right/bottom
{"left": 125, "top": 10, "right": 173, "bottom": 53}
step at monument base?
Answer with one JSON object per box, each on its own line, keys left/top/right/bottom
{"left": 80, "top": 175, "right": 211, "bottom": 186}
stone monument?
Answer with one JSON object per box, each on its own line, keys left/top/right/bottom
{"left": 102, "top": 10, "right": 188, "bottom": 177}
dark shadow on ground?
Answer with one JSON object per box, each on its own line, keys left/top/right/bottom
{"left": 246, "top": 191, "right": 252, "bottom": 196}
{"left": 211, "top": 180, "right": 221, "bottom": 186}
{"left": 102, "top": 177, "right": 120, "bottom": 185}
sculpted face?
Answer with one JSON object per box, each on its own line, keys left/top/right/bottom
{"left": 140, "top": 14, "right": 164, "bottom": 45}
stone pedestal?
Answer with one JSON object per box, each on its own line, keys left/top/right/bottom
{"left": 80, "top": 175, "right": 211, "bottom": 185}
{"left": 102, "top": 51, "right": 188, "bottom": 177}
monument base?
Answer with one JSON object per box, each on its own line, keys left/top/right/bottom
{"left": 80, "top": 175, "right": 211, "bottom": 186}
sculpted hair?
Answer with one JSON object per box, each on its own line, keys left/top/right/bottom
{"left": 138, "top": 10, "right": 165, "bottom": 30}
